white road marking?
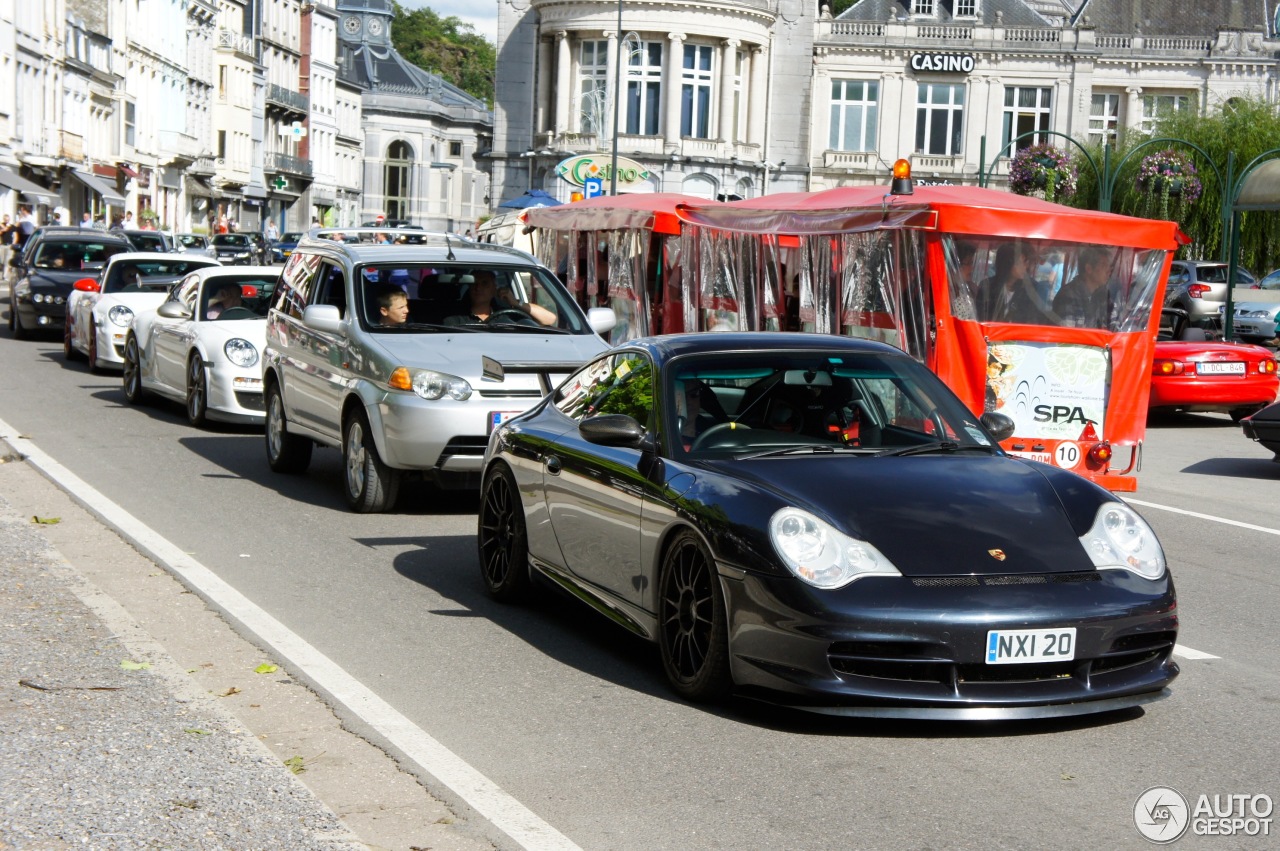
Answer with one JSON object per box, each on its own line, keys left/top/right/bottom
{"left": 0, "top": 420, "right": 581, "bottom": 851}
{"left": 1173, "top": 645, "right": 1220, "bottom": 660}
{"left": 1127, "top": 497, "right": 1280, "bottom": 537}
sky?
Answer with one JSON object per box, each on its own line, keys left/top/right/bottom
{"left": 400, "top": 0, "right": 499, "bottom": 45}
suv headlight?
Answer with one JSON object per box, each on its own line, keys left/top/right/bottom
{"left": 769, "top": 507, "right": 901, "bottom": 589}
{"left": 108, "top": 305, "right": 134, "bottom": 327}
{"left": 1079, "top": 502, "right": 1166, "bottom": 579}
{"left": 224, "top": 338, "right": 259, "bottom": 367}
{"left": 388, "top": 367, "right": 472, "bottom": 400}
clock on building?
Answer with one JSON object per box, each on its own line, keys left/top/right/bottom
{"left": 366, "top": 17, "right": 385, "bottom": 37}
{"left": 342, "top": 16, "right": 361, "bottom": 35}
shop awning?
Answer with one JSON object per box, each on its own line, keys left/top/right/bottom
{"left": 69, "top": 168, "right": 125, "bottom": 207}
{"left": 243, "top": 184, "right": 268, "bottom": 199}
{"left": 118, "top": 163, "right": 140, "bottom": 178}
{"left": 0, "top": 166, "right": 59, "bottom": 206}
{"left": 185, "top": 175, "right": 214, "bottom": 198}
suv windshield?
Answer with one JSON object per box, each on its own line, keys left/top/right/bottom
{"left": 32, "top": 240, "right": 127, "bottom": 271}
{"left": 359, "top": 264, "right": 591, "bottom": 334}
{"left": 279, "top": 232, "right": 303, "bottom": 243}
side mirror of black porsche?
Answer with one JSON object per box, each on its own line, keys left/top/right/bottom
{"left": 580, "top": 413, "right": 647, "bottom": 447}
{"left": 980, "top": 411, "right": 1015, "bottom": 443}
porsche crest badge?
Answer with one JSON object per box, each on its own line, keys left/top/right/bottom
{"left": 988, "top": 548, "right": 1007, "bottom": 561}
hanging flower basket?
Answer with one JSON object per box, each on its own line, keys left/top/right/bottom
{"left": 1008, "top": 143, "right": 1078, "bottom": 203}
{"left": 1136, "top": 149, "right": 1202, "bottom": 220}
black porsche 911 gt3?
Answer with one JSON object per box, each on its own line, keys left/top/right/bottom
{"left": 478, "top": 333, "right": 1178, "bottom": 720}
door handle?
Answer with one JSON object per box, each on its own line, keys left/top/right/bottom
{"left": 544, "top": 455, "right": 562, "bottom": 475}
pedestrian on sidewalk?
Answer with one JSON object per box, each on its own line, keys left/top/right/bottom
{"left": 0, "top": 214, "right": 13, "bottom": 281}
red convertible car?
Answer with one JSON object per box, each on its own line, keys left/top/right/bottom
{"left": 1149, "top": 308, "right": 1278, "bottom": 421}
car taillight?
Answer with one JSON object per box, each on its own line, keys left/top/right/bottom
{"left": 1261, "top": 359, "right": 1278, "bottom": 374}
{"left": 1188, "top": 283, "right": 1211, "bottom": 298}
{"left": 1088, "top": 442, "right": 1113, "bottom": 466}
{"left": 1152, "top": 359, "right": 1184, "bottom": 375}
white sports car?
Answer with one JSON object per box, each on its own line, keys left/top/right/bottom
{"left": 65, "top": 252, "right": 220, "bottom": 371}
{"left": 123, "top": 266, "right": 278, "bottom": 426}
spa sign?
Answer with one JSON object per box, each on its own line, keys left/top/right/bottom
{"left": 556, "top": 155, "right": 651, "bottom": 188}
{"left": 910, "top": 53, "right": 976, "bottom": 73}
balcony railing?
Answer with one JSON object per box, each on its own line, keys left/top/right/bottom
{"left": 266, "top": 151, "right": 313, "bottom": 178}
{"left": 266, "top": 83, "right": 308, "bottom": 114}
{"left": 216, "top": 28, "right": 256, "bottom": 61}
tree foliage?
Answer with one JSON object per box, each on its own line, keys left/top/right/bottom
{"left": 1060, "top": 97, "right": 1280, "bottom": 271}
{"left": 390, "top": 2, "right": 495, "bottom": 106}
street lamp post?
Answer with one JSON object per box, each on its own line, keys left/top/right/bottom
{"left": 609, "top": 0, "right": 623, "bottom": 196}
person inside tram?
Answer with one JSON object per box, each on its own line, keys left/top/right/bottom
{"left": 1053, "top": 246, "right": 1117, "bottom": 329}
{"left": 978, "top": 242, "right": 1054, "bottom": 325}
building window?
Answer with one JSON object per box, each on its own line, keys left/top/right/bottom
{"left": 1088, "top": 93, "right": 1120, "bottom": 145}
{"left": 912, "top": 0, "right": 935, "bottom": 14}
{"left": 578, "top": 40, "right": 608, "bottom": 135}
{"left": 217, "top": 130, "right": 226, "bottom": 159}
{"left": 384, "top": 140, "right": 413, "bottom": 221}
{"left": 125, "top": 101, "right": 136, "bottom": 147}
{"left": 625, "top": 40, "right": 663, "bottom": 136}
{"left": 915, "top": 83, "right": 964, "bottom": 156}
{"left": 681, "top": 44, "right": 714, "bottom": 138}
{"left": 1002, "top": 86, "right": 1053, "bottom": 151}
{"left": 954, "top": 0, "right": 977, "bottom": 15}
{"left": 733, "top": 50, "right": 745, "bottom": 142}
{"left": 1141, "top": 94, "right": 1192, "bottom": 132}
{"left": 830, "top": 80, "right": 879, "bottom": 152}
{"left": 218, "top": 66, "right": 227, "bottom": 100}
{"left": 449, "top": 140, "right": 462, "bottom": 157}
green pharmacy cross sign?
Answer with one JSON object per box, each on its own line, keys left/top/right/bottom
{"left": 271, "top": 175, "right": 288, "bottom": 191}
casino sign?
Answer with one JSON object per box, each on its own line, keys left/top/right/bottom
{"left": 910, "top": 53, "right": 976, "bottom": 73}
{"left": 556, "top": 154, "right": 651, "bottom": 188}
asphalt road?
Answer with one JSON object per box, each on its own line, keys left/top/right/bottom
{"left": 1, "top": 323, "right": 1277, "bottom": 850}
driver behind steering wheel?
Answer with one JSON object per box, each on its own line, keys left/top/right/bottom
{"left": 444, "top": 270, "right": 557, "bottom": 327}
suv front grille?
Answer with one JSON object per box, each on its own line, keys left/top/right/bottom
{"left": 442, "top": 436, "right": 489, "bottom": 457}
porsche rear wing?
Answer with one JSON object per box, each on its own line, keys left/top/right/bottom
{"left": 481, "top": 357, "right": 582, "bottom": 395}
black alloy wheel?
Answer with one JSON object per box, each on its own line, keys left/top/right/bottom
{"left": 342, "top": 409, "right": 400, "bottom": 513}
{"left": 87, "top": 325, "right": 101, "bottom": 374}
{"left": 264, "top": 382, "right": 312, "bottom": 474}
{"left": 63, "top": 318, "right": 82, "bottom": 361}
{"left": 10, "top": 296, "right": 27, "bottom": 340}
{"left": 122, "top": 335, "right": 145, "bottom": 404}
{"left": 658, "top": 529, "right": 732, "bottom": 702}
{"left": 477, "top": 464, "right": 531, "bottom": 602}
{"left": 186, "top": 353, "right": 208, "bottom": 427}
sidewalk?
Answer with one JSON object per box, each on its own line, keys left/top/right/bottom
{"left": 0, "top": 434, "right": 497, "bottom": 849}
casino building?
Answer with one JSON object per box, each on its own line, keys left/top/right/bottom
{"left": 489, "top": 0, "right": 1280, "bottom": 204}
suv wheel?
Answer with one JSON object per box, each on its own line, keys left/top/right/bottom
{"left": 343, "top": 410, "right": 400, "bottom": 513}
{"left": 265, "top": 382, "right": 312, "bottom": 474}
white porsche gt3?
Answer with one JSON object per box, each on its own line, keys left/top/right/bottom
{"left": 65, "top": 252, "right": 221, "bottom": 372}
{"left": 123, "top": 266, "right": 278, "bottom": 426}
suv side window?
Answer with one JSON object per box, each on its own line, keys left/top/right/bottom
{"left": 276, "top": 252, "right": 322, "bottom": 319}
{"left": 312, "top": 263, "right": 348, "bottom": 317}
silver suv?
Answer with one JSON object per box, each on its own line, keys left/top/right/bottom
{"left": 1163, "top": 260, "right": 1256, "bottom": 321}
{"left": 262, "top": 229, "right": 616, "bottom": 512}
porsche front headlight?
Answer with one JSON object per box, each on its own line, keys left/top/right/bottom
{"left": 1079, "top": 502, "right": 1166, "bottom": 579}
{"left": 108, "top": 305, "right": 134, "bottom": 327}
{"left": 769, "top": 507, "right": 901, "bottom": 589}
{"left": 224, "top": 338, "right": 259, "bottom": 367}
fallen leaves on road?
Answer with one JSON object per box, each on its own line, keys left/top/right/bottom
{"left": 120, "top": 659, "right": 151, "bottom": 671}
{"left": 31, "top": 516, "right": 60, "bottom": 525}
{"left": 218, "top": 686, "right": 241, "bottom": 698}
{"left": 254, "top": 663, "right": 278, "bottom": 675}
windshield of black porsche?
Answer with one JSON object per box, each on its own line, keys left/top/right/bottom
{"left": 356, "top": 264, "right": 587, "bottom": 333}
{"left": 669, "top": 351, "right": 991, "bottom": 455}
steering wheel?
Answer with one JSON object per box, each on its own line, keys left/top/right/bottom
{"left": 489, "top": 308, "right": 539, "bottom": 326}
{"left": 690, "top": 421, "right": 751, "bottom": 451}
{"left": 215, "top": 306, "right": 258, "bottom": 321}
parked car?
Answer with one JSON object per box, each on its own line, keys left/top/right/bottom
{"left": 123, "top": 265, "right": 277, "bottom": 425}
{"left": 8, "top": 230, "right": 131, "bottom": 339}
{"left": 1253, "top": 268, "right": 1280, "bottom": 290}
{"left": 1149, "top": 308, "right": 1278, "bottom": 421}
{"left": 210, "top": 233, "right": 260, "bottom": 265}
{"left": 1221, "top": 300, "right": 1280, "bottom": 344}
{"left": 64, "top": 252, "right": 220, "bottom": 371}
{"left": 175, "top": 233, "right": 215, "bottom": 258}
{"left": 1164, "top": 260, "right": 1257, "bottom": 321}
{"left": 119, "top": 229, "right": 176, "bottom": 254}
{"left": 478, "top": 333, "right": 1179, "bottom": 716}
{"left": 262, "top": 228, "right": 617, "bottom": 512}
{"left": 1241, "top": 402, "right": 1280, "bottom": 457}
{"left": 269, "top": 231, "right": 303, "bottom": 263}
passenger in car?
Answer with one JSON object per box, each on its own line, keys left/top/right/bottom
{"left": 206, "top": 281, "right": 244, "bottom": 319}
{"left": 375, "top": 285, "right": 409, "bottom": 326}
{"left": 445, "top": 270, "right": 557, "bottom": 327}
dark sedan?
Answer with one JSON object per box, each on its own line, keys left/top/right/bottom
{"left": 9, "top": 233, "right": 130, "bottom": 338}
{"left": 211, "top": 233, "right": 258, "bottom": 265}
{"left": 478, "top": 334, "right": 1179, "bottom": 719}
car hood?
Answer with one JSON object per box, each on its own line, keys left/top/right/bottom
{"left": 1230, "top": 301, "right": 1280, "bottom": 315}
{"left": 26, "top": 269, "right": 86, "bottom": 290}
{"left": 702, "top": 454, "right": 1098, "bottom": 577}
{"left": 369, "top": 331, "right": 607, "bottom": 382}
{"left": 98, "top": 291, "right": 170, "bottom": 313}
{"left": 199, "top": 319, "right": 268, "bottom": 345}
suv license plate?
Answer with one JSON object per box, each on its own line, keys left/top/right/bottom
{"left": 489, "top": 411, "right": 521, "bottom": 432}
{"left": 986, "top": 628, "right": 1076, "bottom": 664}
{"left": 1197, "top": 362, "right": 1245, "bottom": 375}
